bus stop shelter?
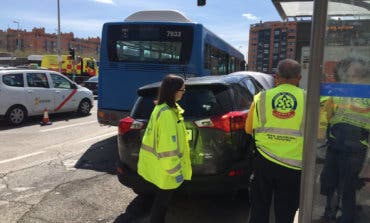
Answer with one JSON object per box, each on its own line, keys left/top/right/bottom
{"left": 272, "top": 1, "right": 370, "bottom": 222}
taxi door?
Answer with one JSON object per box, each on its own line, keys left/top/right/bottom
{"left": 25, "top": 72, "right": 54, "bottom": 115}
{"left": 49, "top": 73, "right": 78, "bottom": 113}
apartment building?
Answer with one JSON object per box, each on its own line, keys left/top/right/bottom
{"left": 0, "top": 27, "right": 100, "bottom": 58}
{"left": 248, "top": 21, "right": 299, "bottom": 74}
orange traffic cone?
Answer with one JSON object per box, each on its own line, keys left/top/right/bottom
{"left": 40, "top": 108, "right": 52, "bottom": 126}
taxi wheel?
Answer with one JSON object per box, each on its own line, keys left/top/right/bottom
{"left": 6, "top": 105, "right": 27, "bottom": 126}
{"left": 77, "top": 99, "right": 91, "bottom": 116}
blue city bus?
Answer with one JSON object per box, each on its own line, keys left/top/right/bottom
{"left": 98, "top": 10, "right": 245, "bottom": 125}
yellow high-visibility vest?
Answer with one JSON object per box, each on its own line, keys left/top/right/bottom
{"left": 329, "top": 97, "right": 370, "bottom": 147}
{"left": 252, "top": 84, "right": 305, "bottom": 170}
{"left": 318, "top": 96, "right": 330, "bottom": 140}
{"left": 138, "top": 103, "right": 192, "bottom": 190}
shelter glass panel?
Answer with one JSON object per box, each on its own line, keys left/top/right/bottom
{"left": 312, "top": 1, "right": 370, "bottom": 222}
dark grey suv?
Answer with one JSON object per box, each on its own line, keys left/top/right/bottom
{"left": 116, "top": 73, "right": 273, "bottom": 195}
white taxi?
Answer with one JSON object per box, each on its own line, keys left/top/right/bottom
{"left": 0, "top": 69, "right": 94, "bottom": 125}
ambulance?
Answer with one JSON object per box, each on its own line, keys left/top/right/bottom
{"left": 41, "top": 55, "right": 98, "bottom": 83}
{"left": 0, "top": 69, "right": 94, "bottom": 125}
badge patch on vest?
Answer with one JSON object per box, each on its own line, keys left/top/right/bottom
{"left": 176, "top": 174, "right": 183, "bottom": 183}
{"left": 171, "top": 135, "right": 177, "bottom": 142}
{"left": 272, "top": 92, "right": 297, "bottom": 119}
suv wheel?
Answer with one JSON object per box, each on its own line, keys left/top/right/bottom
{"left": 6, "top": 105, "right": 27, "bottom": 126}
{"left": 77, "top": 99, "right": 91, "bottom": 116}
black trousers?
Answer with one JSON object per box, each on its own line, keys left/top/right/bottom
{"left": 248, "top": 152, "right": 301, "bottom": 223}
{"left": 320, "top": 146, "right": 367, "bottom": 223}
{"left": 149, "top": 187, "right": 175, "bottom": 223}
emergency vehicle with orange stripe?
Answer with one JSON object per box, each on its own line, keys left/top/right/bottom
{"left": 0, "top": 69, "right": 94, "bottom": 126}
{"left": 41, "top": 55, "right": 98, "bottom": 83}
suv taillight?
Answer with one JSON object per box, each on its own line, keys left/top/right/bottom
{"left": 118, "top": 116, "right": 144, "bottom": 135}
{"left": 194, "top": 111, "right": 248, "bottom": 132}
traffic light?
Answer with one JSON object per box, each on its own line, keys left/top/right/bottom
{"left": 69, "top": 48, "right": 75, "bottom": 60}
{"left": 197, "top": 0, "right": 206, "bottom": 6}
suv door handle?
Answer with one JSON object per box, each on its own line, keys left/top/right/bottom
{"left": 55, "top": 91, "right": 61, "bottom": 93}
{"left": 27, "top": 90, "right": 33, "bottom": 93}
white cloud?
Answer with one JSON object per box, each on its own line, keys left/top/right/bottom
{"left": 242, "top": 13, "right": 260, "bottom": 21}
{"left": 94, "top": 0, "right": 114, "bottom": 4}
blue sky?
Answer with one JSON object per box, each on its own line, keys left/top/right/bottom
{"left": 0, "top": 0, "right": 281, "bottom": 57}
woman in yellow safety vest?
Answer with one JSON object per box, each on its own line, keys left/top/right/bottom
{"left": 137, "top": 74, "right": 192, "bottom": 223}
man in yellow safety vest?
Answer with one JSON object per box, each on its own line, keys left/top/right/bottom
{"left": 320, "top": 58, "right": 369, "bottom": 223}
{"left": 245, "top": 59, "right": 305, "bottom": 223}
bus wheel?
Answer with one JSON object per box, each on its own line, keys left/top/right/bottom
{"left": 6, "top": 105, "right": 27, "bottom": 126}
{"left": 77, "top": 99, "right": 91, "bottom": 116}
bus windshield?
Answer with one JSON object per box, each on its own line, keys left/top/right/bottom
{"left": 107, "top": 24, "right": 194, "bottom": 64}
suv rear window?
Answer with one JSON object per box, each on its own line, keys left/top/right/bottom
{"left": 132, "top": 85, "right": 229, "bottom": 119}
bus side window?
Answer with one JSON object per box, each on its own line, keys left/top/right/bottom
{"left": 204, "top": 44, "right": 211, "bottom": 69}
{"left": 205, "top": 44, "right": 230, "bottom": 75}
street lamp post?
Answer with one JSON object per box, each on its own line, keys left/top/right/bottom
{"left": 57, "top": 0, "right": 62, "bottom": 73}
{"left": 13, "top": 20, "right": 20, "bottom": 51}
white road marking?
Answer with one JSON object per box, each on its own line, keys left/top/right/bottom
{"left": 0, "top": 151, "right": 46, "bottom": 164}
{"left": 0, "top": 131, "right": 116, "bottom": 165}
{"left": 39, "top": 120, "right": 97, "bottom": 132}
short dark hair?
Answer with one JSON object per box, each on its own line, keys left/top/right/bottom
{"left": 157, "top": 74, "right": 184, "bottom": 107}
{"left": 277, "top": 59, "right": 301, "bottom": 79}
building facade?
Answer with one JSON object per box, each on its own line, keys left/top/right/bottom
{"left": 0, "top": 28, "right": 100, "bottom": 58}
{"left": 248, "top": 21, "right": 298, "bottom": 74}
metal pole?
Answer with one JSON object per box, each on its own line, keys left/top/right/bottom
{"left": 298, "top": 0, "right": 328, "bottom": 222}
{"left": 57, "top": 0, "right": 62, "bottom": 73}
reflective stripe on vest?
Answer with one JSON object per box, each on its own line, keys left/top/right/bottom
{"left": 142, "top": 105, "right": 183, "bottom": 174}
{"left": 141, "top": 144, "right": 183, "bottom": 159}
{"left": 167, "top": 163, "right": 182, "bottom": 174}
{"left": 258, "top": 146, "right": 302, "bottom": 169}
{"left": 156, "top": 106, "right": 170, "bottom": 120}
{"left": 329, "top": 98, "right": 370, "bottom": 147}
{"left": 335, "top": 107, "right": 370, "bottom": 126}
{"left": 254, "top": 127, "right": 303, "bottom": 136}
{"left": 260, "top": 92, "right": 267, "bottom": 125}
